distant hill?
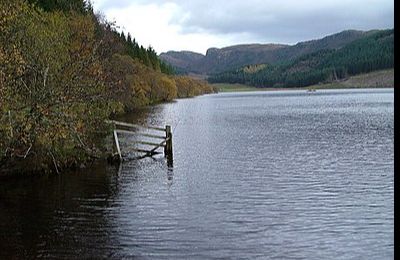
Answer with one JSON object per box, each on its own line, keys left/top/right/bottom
{"left": 208, "top": 29, "right": 394, "bottom": 88}
{"left": 160, "top": 29, "right": 377, "bottom": 74}
{"left": 159, "top": 51, "right": 204, "bottom": 74}
{"left": 197, "top": 43, "right": 288, "bottom": 74}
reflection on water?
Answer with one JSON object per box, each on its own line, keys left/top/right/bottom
{"left": 0, "top": 88, "right": 394, "bottom": 259}
{"left": 0, "top": 163, "right": 121, "bottom": 258}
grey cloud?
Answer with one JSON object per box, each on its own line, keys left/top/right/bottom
{"left": 96, "top": 0, "right": 394, "bottom": 44}
{"left": 172, "top": 0, "right": 393, "bottom": 43}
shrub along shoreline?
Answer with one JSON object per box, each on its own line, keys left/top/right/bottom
{"left": 0, "top": 0, "right": 214, "bottom": 175}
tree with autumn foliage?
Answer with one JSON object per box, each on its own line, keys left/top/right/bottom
{"left": 0, "top": 0, "right": 114, "bottom": 172}
{"left": 0, "top": 0, "right": 214, "bottom": 174}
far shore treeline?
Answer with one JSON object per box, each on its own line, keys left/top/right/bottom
{"left": 0, "top": 0, "right": 214, "bottom": 174}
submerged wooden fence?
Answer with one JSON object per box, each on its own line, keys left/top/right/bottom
{"left": 105, "top": 120, "right": 173, "bottom": 164}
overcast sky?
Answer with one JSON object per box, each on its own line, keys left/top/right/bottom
{"left": 92, "top": 0, "right": 394, "bottom": 54}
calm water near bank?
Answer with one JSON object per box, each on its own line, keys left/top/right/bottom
{"left": 0, "top": 88, "right": 394, "bottom": 259}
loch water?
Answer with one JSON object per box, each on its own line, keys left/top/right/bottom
{"left": 0, "top": 88, "right": 394, "bottom": 259}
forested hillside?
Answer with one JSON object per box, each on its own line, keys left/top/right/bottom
{"left": 160, "top": 30, "right": 375, "bottom": 75}
{"left": 0, "top": 0, "right": 214, "bottom": 173}
{"left": 208, "top": 29, "right": 394, "bottom": 88}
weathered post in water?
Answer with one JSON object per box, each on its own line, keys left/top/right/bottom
{"left": 113, "top": 129, "right": 122, "bottom": 162}
{"left": 165, "top": 125, "right": 173, "bottom": 165}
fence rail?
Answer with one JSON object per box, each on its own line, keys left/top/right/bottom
{"left": 106, "top": 120, "right": 165, "bottom": 132}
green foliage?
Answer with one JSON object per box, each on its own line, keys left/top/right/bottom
{"left": 208, "top": 30, "right": 394, "bottom": 88}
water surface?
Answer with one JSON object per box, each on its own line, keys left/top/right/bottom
{"left": 0, "top": 88, "right": 394, "bottom": 259}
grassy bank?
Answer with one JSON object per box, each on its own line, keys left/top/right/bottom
{"left": 308, "top": 69, "right": 394, "bottom": 89}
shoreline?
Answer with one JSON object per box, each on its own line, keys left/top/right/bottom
{"left": 213, "top": 84, "right": 393, "bottom": 93}
{"left": 1, "top": 85, "right": 392, "bottom": 178}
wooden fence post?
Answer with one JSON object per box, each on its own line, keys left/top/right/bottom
{"left": 165, "top": 125, "right": 173, "bottom": 162}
